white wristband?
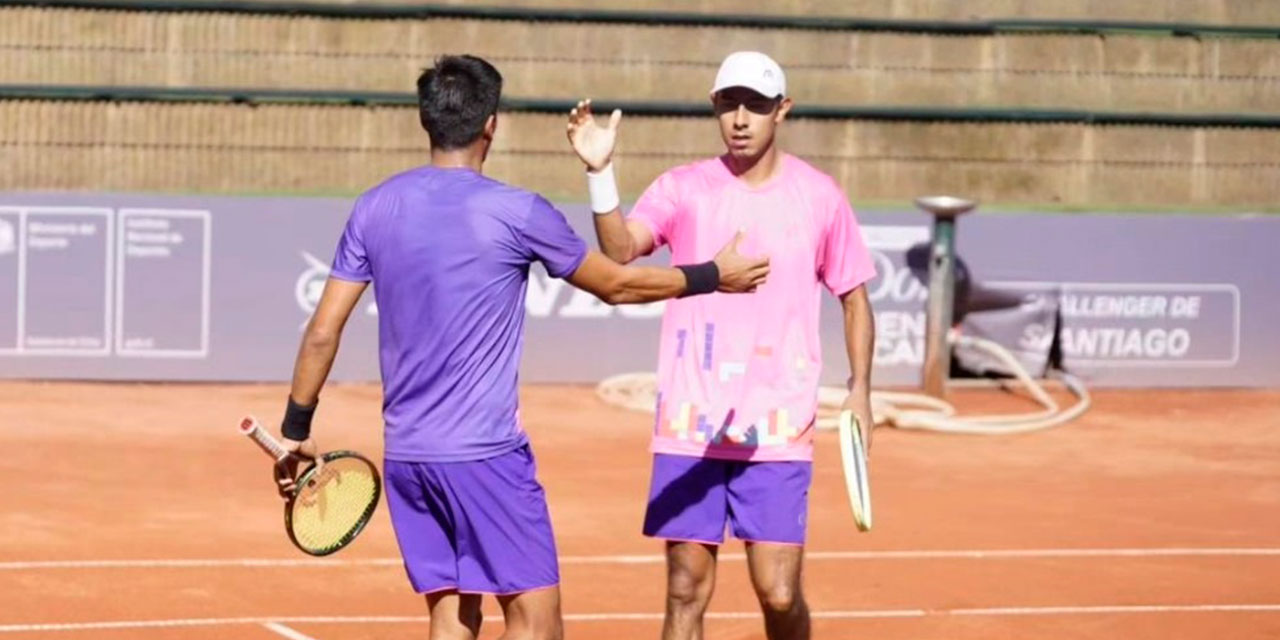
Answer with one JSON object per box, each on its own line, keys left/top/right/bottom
{"left": 586, "top": 163, "right": 620, "bottom": 214}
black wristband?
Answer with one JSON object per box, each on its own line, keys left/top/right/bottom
{"left": 281, "top": 397, "right": 317, "bottom": 441}
{"left": 676, "top": 261, "right": 720, "bottom": 298}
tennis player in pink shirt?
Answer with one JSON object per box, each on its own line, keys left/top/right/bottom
{"left": 567, "top": 51, "right": 877, "bottom": 640}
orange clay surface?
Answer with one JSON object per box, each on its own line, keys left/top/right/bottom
{"left": 1, "top": 382, "right": 1278, "bottom": 639}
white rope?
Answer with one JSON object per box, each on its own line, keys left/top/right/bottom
{"left": 596, "top": 334, "right": 1090, "bottom": 436}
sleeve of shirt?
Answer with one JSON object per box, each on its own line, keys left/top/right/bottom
{"left": 819, "top": 195, "right": 877, "bottom": 296}
{"left": 330, "top": 194, "right": 374, "bottom": 283}
{"left": 626, "top": 170, "right": 681, "bottom": 253}
{"left": 522, "top": 195, "right": 589, "bottom": 279}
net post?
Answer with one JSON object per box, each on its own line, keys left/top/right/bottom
{"left": 915, "top": 195, "right": 977, "bottom": 398}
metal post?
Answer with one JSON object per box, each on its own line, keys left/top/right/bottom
{"left": 915, "top": 196, "right": 977, "bottom": 398}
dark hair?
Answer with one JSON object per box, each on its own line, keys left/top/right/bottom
{"left": 416, "top": 55, "right": 503, "bottom": 150}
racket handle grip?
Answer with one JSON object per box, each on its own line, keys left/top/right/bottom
{"left": 239, "top": 416, "right": 289, "bottom": 462}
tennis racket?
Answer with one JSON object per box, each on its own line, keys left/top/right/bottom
{"left": 238, "top": 416, "right": 381, "bottom": 556}
{"left": 838, "top": 410, "right": 873, "bottom": 532}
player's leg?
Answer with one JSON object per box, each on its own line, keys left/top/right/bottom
{"left": 385, "top": 461, "right": 483, "bottom": 637}
{"left": 663, "top": 541, "right": 719, "bottom": 640}
{"left": 727, "top": 460, "right": 814, "bottom": 640}
{"left": 438, "top": 444, "right": 562, "bottom": 637}
{"left": 496, "top": 587, "right": 563, "bottom": 640}
{"left": 426, "top": 590, "right": 484, "bottom": 640}
{"left": 745, "top": 543, "right": 809, "bottom": 640}
{"left": 642, "top": 453, "right": 731, "bottom": 640}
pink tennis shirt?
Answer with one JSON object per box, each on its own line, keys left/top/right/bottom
{"left": 630, "top": 153, "right": 875, "bottom": 462}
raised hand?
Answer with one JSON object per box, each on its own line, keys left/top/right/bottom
{"left": 713, "top": 231, "right": 770, "bottom": 293}
{"left": 567, "top": 98, "right": 622, "bottom": 172}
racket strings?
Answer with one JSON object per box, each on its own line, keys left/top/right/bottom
{"left": 290, "top": 458, "right": 379, "bottom": 553}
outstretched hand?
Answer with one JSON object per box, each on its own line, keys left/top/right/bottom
{"left": 567, "top": 98, "right": 622, "bottom": 172}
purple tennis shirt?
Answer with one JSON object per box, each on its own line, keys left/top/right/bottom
{"left": 329, "top": 165, "right": 588, "bottom": 462}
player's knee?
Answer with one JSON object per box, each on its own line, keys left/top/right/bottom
{"left": 757, "top": 583, "right": 801, "bottom": 615}
{"left": 667, "top": 570, "right": 713, "bottom": 609}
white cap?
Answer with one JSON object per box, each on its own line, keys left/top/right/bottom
{"left": 711, "top": 51, "right": 786, "bottom": 98}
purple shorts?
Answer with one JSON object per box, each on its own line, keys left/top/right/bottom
{"left": 642, "top": 453, "right": 812, "bottom": 546}
{"left": 383, "top": 444, "right": 559, "bottom": 594}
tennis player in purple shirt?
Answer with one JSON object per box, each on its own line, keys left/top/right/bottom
{"left": 270, "top": 55, "right": 769, "bottom": 640}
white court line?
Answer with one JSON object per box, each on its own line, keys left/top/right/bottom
{"left": 4, "top": 547, "right": 1280, "bottom": 571}
{"left": 952, "top": 604, "right": 1280, "bottom": 617}
{"left": 3, "top": 605, "right": 1280, "bottom": 632}
{"left": 0, "top": 558, "right": 403, "bottom": 570}
{"left": 262, "top": 622, "right": 317, "bottom": 640}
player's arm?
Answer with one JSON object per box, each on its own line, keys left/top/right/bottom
{"left": 821, "top": 192, "right": 879, "bottom": 452}
{"left": 840, "top": 285, "right": 876, "bottom": 453}
{"left": 567, "top": 99, "right": 654, "bottom": 264}
{"left": 568, "top": 230, "right": 766, "bottom": 304}
{"left": 289, "top": 277, "right": 367, "bottom": 407}
{"left": 591, "top": 206, "right": 655, "bottom": 264}
{"left": 274, "top": 277, "right": 368, "bottom": 495}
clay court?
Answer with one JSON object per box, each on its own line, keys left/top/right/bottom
{"left": 2, "top": 382, "right": 1277, "bottom": 639}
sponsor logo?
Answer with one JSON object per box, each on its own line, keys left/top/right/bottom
{"left": 294, "top": 252, "right": 377, "bottom": 324}
{"left": 864, "top": 227, "right": 931, "bottom": 367}
{"left": 294, "top": 252, "right": 330, "bottom": 315}
{"left": 867, "top": 248, "right": 928, "bottom": 305}
{"left": 295, "top": 252, "right": 658, "bottom": 322}
{"left": 989, "top": 283, "right": 1240, "bottom": 366}
{"left": 525, "top": 270, "right": 664, "bottom": 319}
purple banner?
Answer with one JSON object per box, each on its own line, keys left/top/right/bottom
{"left": 0, "top": 193, "right": 1275, "bottom": 388}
